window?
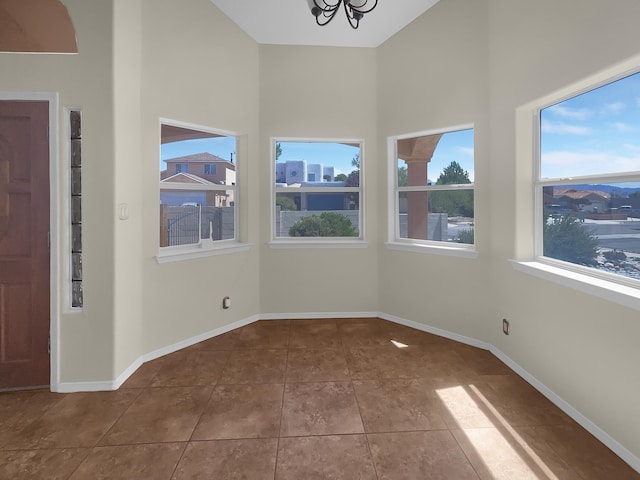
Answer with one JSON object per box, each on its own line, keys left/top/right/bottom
{"left": 69, "top": 109, "right": 83, "bottom": 308}
{"left": 536, "top": 70, "right": 640, "bottom": 285}
{"left": 204, "top": 164, "right": 217, "bottom": 175}
{"left": 158, "top": 120, "right": 244, "bottom": 262}
{"left": 272, "top": 139, "right": 364, "bottom": 244}
{"left": 388, "top": 126, "right": 475, "bottom": 254}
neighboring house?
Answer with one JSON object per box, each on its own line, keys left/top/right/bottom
{"left": 554, "top": 188, "right": 610, "bottom": 213}
{"left": 160, "top": 172, "right": 231, "bottom": 207}
{"left": 275, "top": 160, "right": 335, "bottom": 184}
{"left": 275, "top": 160, "right": 347, "bottom": 212}
{"left": 161, "top": 152, "right": 236, "bottom": 186}
{"left": 160, "top": 152, "right": 235, "bottom": 206}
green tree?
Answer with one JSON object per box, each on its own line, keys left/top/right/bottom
{"left": 397, "top": 166, "right": 407, "bottom": 187}
{"left": 436, "top": 161, "right": 471, "bottom": 185}
{"left": 429, "top": 161, "right": 473, "bottom": 217}
{"left": 275, "top": 142, "right": 282, "bottom": 161}
{"left": 543, "top": 214, "right": 598, "bottom": 265}
{"left": 346, "top": 169, "right": 359, "bottom": 187}
{"left": 334, "top": 173, "right": 348, "bottom": 182}
{"left": 289, "top": 212, "right": 357, "bottom": 237}
{"left": 345, "top": 153, "right": 361, "bottom": 187}
{"left": 276, "top": 196, "right": 297, "bottom": 211}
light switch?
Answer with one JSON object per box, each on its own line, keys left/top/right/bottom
{"left": 118, "top": 203, "right": 129, "bottom": 220}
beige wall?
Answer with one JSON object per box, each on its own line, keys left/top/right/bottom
{"left": 138, "top": 0, "right": 261, "bottom": 353}
{"left": 377, "top": 0, "right": 491, "bottom": 341}
{"left": 112, "top": 0, "right": 144, "bottom": 379}
{"left": 259, "top": 45, "right": 380, "bottom": 315}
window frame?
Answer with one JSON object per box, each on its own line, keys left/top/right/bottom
{"left": 386, "top": 124, "right": 478, "bottom": 258}
{"left": 156, "top": 118, "right": 249, "bottom": 264}
{"left": 269, "top": 137, "right": 367, "bottom": 248}
{"left": 513, "top": 55, "right": 640, "bottom": 311}
{"left": 532, "top": 70, "right": 640, "bottom": 290}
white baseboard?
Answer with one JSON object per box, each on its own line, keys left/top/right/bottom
{"left": 56, "top": 380, "right": 119, "bottom": 393}
{"left": 260, "top": 311, "right": 379, "bottom": 320}
{"left": 54, "top": 311, "right": 640, "bottom": 474}
{"left": 378, "top": 312, "right": 490, "bottom": 350}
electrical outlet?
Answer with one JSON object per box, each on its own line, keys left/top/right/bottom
{"left": 223, "top": 296, "right": 231, "bottom": 309}
{"left": 502, "top": 318, "right": 510, "bottom": 335}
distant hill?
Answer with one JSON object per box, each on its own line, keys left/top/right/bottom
{"left": 569, "top": 184, "right": 640, "bottom": 197}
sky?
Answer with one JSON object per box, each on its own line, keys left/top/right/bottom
{"left": 421, "top": 128, "right": 474, "bottom": 182}
{"left": 160, "top": 132, "right": 474, "bottom": 181}
{"left": 274, "top": 131, "right": 475, "bottom": 182}
{"left": 161, "top": 136, "right": 236, "bottom": 171}
{"left": 160, "top": 71, "right": 640, "bottom": 186}
{"left": 276, "top": 141, "right": 360, "bottom": 177}
{"left": 541, "top": 70, "right": 640, "bottom": 185}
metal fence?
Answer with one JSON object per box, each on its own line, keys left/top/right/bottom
{"left": 161, "top": 205, "right": 235, "bottom": 247}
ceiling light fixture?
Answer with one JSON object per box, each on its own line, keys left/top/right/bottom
{"left": 311, "top": 0, "right": 378, "bottom": 29}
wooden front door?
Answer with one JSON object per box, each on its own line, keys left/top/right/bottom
{"left": 0, "top": 100, "right": 50, "bottom": 390}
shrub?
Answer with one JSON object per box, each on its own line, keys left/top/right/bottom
{"left": 276, "top": 196, "right": 297, "bottom": 211}
{"left": 603, "top": 249, "right": 626, "bottom": 262}
{"left": 289, "top": 212, "right": 357, "bottom": 237}
{"left": 543, "top": 215, "right": 598, "bottom": 265}
{"left": 455, "top": 228, "right": 474, "bottom": 244}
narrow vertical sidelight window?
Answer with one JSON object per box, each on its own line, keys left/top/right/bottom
{"left": 69, "top": 110, "right": 83, "bottom": 308}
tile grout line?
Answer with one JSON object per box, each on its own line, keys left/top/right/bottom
{"left": 345, "top": 320, "right": 381, "bottom": 480}
{"left": 186, "top": 330, "right": 240, "bottom": 443}
{"left": 273, "top": 319, "right": 293, "bottom": 480}
{"left": 92, "top": 387, "right": 146, "bottom": 447}
{"left": 0, "top": 390, "right": 69, "bottom": 452}
{"left": 167, "top": 442, "right": 189, "bottom": 480}
{"left": 171, "top": 329, "right": 242, "bottom": 478}
{"left": 63, "top": 387, "right": 146, "bottom": 480}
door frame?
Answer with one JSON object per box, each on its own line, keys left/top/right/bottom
{"left": 0, "top": 92, "right": 61, "bottom": 391}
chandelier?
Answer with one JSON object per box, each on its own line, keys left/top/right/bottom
{"left": 311, "top": 0, "right": 378, "bottom": 29}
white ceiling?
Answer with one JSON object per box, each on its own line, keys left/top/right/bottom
{"left": 209, "top": 0, "right": 440, "bottom": 48}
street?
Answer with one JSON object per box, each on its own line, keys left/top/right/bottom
{"left": 582, "top": 219, "right": 640, "bottom": 253}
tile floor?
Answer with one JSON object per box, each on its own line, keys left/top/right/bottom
{"left": 1, "top": 318, "right": 638, "bottom": 479}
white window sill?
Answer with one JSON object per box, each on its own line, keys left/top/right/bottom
{"left": 385, "top": 241, "right": 479, "bottom": 259}
{"left": 510, "top": 260, "right": 640, "bottom": 312}
{"left": 268, "top": 239, "right": 368, "bottom": 249}
{"left": 156, "top": 242, "right": 251, "bottom": 264}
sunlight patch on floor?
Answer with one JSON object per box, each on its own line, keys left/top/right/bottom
{"left": 436, "top": 385, "right": 561, "bottom": 480}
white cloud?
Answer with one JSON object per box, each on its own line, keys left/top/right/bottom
{"left": 456, "top": 146, "right": 474, "bottom": 156}
{"left": 541, "top": 150, "right": 640, "bottom": 178}
{"left": 546, "top": 105, "right": 591, "bottom": 120}
{"left": 622, "top": 143, "right": 640, "bottom": 154}
{"left": 611, "top": 122, "right": 635, "bottom": 133}
{"left": 601, "top": 102, "right": 626, "bottom": 114}
{"left": 541, "top": 121, "right": 592, "bottom": 135}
